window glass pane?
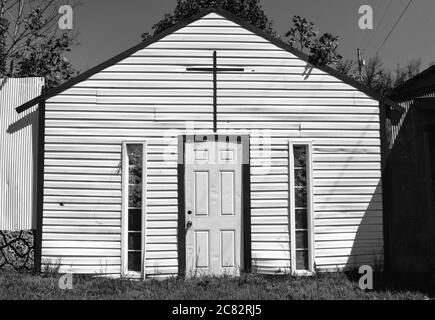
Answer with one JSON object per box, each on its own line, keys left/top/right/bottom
{"left": 128, "top": 208, "right": 142, "bottom": 231}
{"left": 294, "top": 168, "right": 307, "bottom": 187}
{"left": 128, "top": 144, "right": 143, "bottom": 184}
{"left": 296, "top": 250, "right": 308, "bottom": 270}
{"left": 296, "top": 231, "right": 308, "bottom": 249}
{"left": 127, "top": 144, "right": 143, "bottom": 272}
{"left": 129, "top": 185, "right": 142, "bottom": 208}
{"left": 128, "top": 233, "right": 142, "bottom": 250}
{"left": 128, "top": 252, "right": 142, "bottom": 272}
{"left": 295, "top": 209, "right": 307, "bottom": 229}
{"left": 293, "top": 145, "right": 307, "bottom": 167}
{"left": 295, "top": 187, "right": 307, "bottom": 208}
{"left": 293, "top": 144, "right": 310, "bottom": 271}
{"left": 129, "top": 168, "right": 142, "bottom": 185}
{"left": 128, "top": 144, "right": 143, "bottom": 165}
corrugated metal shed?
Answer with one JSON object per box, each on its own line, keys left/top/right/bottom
{"left": 0, "top": 77, "right": 44, "bottom": 231}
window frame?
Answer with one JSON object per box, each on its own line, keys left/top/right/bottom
{"left": 121, "top": 141, "right": 147, "bottom": 279}
{"left": 288, "top": 140, "right": 314, "bottom": 275}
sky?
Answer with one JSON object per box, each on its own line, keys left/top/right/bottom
{"left": 66, "top": 0, "right": 435, "bottom": 73}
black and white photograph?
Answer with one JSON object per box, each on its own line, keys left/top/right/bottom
{"left": 1, "top": 0, "right": 435, "bottom": 305}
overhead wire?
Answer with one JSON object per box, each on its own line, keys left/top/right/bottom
{"left": 362, "top": 0, "right": 393, "bottom": 54}
{"left": 374, "top": 0, "right": 414, "bottom": 54}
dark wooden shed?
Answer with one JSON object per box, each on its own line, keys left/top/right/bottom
{"left": 386, "top": 66, "right": 435, "bottom": 275}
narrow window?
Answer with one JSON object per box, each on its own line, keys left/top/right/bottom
{"left": 290, "top": 143, "right": 313, "bottom": 272}
{"left": 126, "top": 144, "right": 144, "bottom": 272}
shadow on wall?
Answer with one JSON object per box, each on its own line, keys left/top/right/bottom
{"left": 0, "top": 100, "right": 38, "bottom": 270}
{"left": 0, "top": 105, "right": 38, "bottom": 230}
{"left": 7, "top": 110, "right": 38, "bottom": 134}
{"left": 343, "top": 181, "right": 384, "bottom": 273}
{"left": 7, "top": 109, "right": 39, "bottom": 230}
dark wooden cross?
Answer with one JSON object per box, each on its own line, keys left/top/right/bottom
{"left": 186, "top": 51, "right": 244, "bottom": 132}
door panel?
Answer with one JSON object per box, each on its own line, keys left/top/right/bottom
{"left": 220, "top": 171, "right": 235, "bottom": 216}
{"left": 194, "top": 171, "right": 209, "bottom": 216}
{"left": 185, "top": 138, "right": 242, "bottom": 276}
{"left": 195, "top": 230, "right": 209, "bottom": 268}
{"left": 221, "top": 230, "right": 235, "bottom": 267}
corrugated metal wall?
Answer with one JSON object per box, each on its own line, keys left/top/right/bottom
{"left": 41, "top": 12, "right": 383, "bottom": 277}
{"left": 391, "top": 92, "right": 435, "bottom": 145}
{"left": 0, "top": 77, "right": 44, "bottom": 231}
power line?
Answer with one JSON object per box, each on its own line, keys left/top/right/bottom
{"left": 375, "top": 0, "right": 414, "bottom": 54}
{"left": 362, "top": 0, "right": 393, "bottom": 53}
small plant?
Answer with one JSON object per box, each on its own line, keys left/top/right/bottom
{"left": 40, "top": 258, "right": 62, "bottom": 277}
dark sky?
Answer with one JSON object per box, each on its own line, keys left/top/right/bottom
{"left": 67, "top": 0, "right": 435, "bottom": 73}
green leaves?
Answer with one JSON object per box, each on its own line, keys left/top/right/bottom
{"left": 148, "top": 1, "right": 342, "bottom": 68}
{"left": 151, "top": 0, "right": 275, "bottom": 37}
{"left": 0, "top": 17, "right": 8, "bottom": 74}
{"left": 285, "top": 16, "right": 317, "bottom": 51}
{"left": 285, "top": 15, "right": 342, "bottom": 67}
{"left": 309, "top": 33, "right": 342, "bottom": 66}
{"left": 15, "top": 32, "right": 78, "bottom": 88}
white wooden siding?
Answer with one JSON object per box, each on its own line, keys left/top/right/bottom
{"left": 0, "top": 77, "right": 44, "bottom": 231}
{"left": 42, "top": 13, "right": 383, "bottom": 276}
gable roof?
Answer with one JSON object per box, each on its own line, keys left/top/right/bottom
{"left": 389, "top": 65, "right": 435, "bottom": 100}
{"left": 16, "top": 6, "right": 405, "bottom": 114}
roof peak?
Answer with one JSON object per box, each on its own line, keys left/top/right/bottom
{"left": 15, "top": 5, "right": 404, "bottom": 113}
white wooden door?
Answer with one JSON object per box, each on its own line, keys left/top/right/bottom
{"left": 184, "top": 139, "right": 242, "bottom": 276}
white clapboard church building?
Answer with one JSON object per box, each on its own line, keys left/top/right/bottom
{"left": 16, "top": 7, "right": 403, "bottom": 278}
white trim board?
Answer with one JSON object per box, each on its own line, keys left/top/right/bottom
{"left": 121, "top": 141, "right": 148, "bottom": 279}
{"left": 288, "top": 139, "right": 315, "bottom": 274}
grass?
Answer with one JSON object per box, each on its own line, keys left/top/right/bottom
{"left": 0, "top": 268, "right": 432, "bottom": 300}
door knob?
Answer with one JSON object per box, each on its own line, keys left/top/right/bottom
{"left": 186, "top": 221, "right": 192, "bottom": 229}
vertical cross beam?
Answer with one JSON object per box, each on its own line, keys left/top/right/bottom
{"left": 186, "top": 51, "right": 244, "bottom": 133}
{"left": 213, "top": 50, "right": 217, "bottom": 132}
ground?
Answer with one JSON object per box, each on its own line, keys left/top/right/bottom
{"left": 0, "top": 269, "right": 432, "bottom": 300}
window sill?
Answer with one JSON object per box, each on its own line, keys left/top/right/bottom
{"left": 122, "top": 271, "right": 143, "bottom": 280}
{"left": 292, "top": 270, "right": 315, "bottom": 277}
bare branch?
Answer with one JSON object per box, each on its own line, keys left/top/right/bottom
{"left": 4, "top": 0, "right": 60, "bottom": 57}
{"left": 1, "top": 0, "right": 78, "bottom": 83}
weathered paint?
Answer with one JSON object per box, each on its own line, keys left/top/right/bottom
{"left": 0, "top": 77, "right": 44, "bottom": 231}
{"left": 40, "top": 13, "right": 383, "bottom": 277}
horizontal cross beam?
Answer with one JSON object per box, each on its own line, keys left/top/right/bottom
{"left": 186, "top": 67, "right": 245, "bottom": 72}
